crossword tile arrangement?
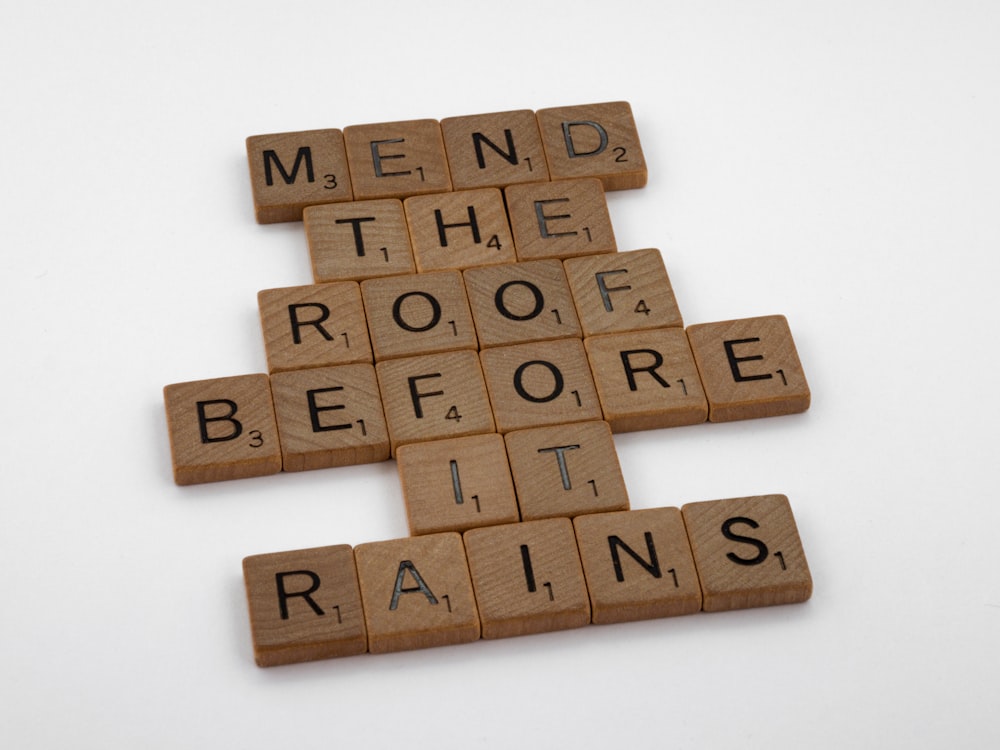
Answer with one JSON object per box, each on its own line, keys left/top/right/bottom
{"left": 162, "top": 102, "right": 814, "bottom": 667}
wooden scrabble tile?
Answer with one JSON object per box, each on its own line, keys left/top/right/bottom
{"left": 564, "top": 248, "right": 683, "bottom": 336}
{"left": 354, "top": 532, "right": 480, "bottom": 654}
{"left": 681, "top": 494, "right": 813, "bottom": 612}
{"left": 404, "top": 188, "right": 516, "bottom": 272}
{"left": 163, "top": 374, "right": 281, "bottom": 485}
{"left": 505, "top": 178, "right": 616, "bottom": 261}
{"left": 584, "top": 328, "right": 708, "bottom": 432}
{"left": 535, "top": 101, "right": 647, "bottom": 191}
{"left": 304, "top": 198, "right": 415, "bottom": 283}
{"left": 463, "top": 518, "right": 591, "bottom": 639}
{"left": 360, "top": 270, "right": 478, "bottom": 361}
{"left": 504, "top": 420, "right": 629, "bottom": 521}
{"left": 269, "top": 364, "right": 390, "bottom": 472}
{"left": 375, "top": 350, "right": 495, "bottom": 455}
{"left": 243, "top": 544, "right": 367, "bottom": 666}
{"left": 246, "top": 129, "right": 353, "bottom": 224}
{"left": 479, "top": 339, "right": 603, "bottom": 433}
{"left": 344, "top": 119, "right": 452, "bottom": 200}
{"left": 463, "top": 259, "right": 582, "bottom": 348}
{"left": 396, "top": 433, "right": 519, "bottom": 535}
{"left": 686, "top": 315, "right": 811, "bottom": 422}
{"left": 258, "top": 282, "right": 372, "bottom": 373}
{"left": 440, "top": 109, "right": 550, "bottom": 190}
{"left": 573, "top": 508, "right": 702, "bottom": 624}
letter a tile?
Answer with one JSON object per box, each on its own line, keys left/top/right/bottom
{"left": 686, "top": 315, "right": 810, "bottom": 421}
{"left": 354, "top": 533, "right": 480, "bottom": 654}
{"left": 243, "top": 544, "right": 367, "bottom": 666}
{"left": 163, "top": 374, "right": 281, "bottom": 485}
{"left": 681, "top": 494, "right": 813, "bottom": 612}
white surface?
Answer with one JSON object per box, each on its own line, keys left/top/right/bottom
{"left": 3, "top": 2, "right": 998, "bottom": 747}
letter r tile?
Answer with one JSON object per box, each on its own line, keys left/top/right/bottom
{"left": 681, "top": 494, "right": 813, "bottom": 612}
{"left": 258, "top": 282, "right": 372, "bottom": 373}
{"left": 243, "top": 544, "right": 367, "bottom": 666}
{"left": 246, "top": 129, "right": 353, "bottom": 224}
{"left": 163, "top": 374, "right": 281, "bottom": 485}
{"left": 354, "top": 533, "right": 480, "bottom": 654}
{"left": 686, "top": 315, "right": 810, "bottom": 421}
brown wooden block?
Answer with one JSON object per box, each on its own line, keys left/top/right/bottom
{"left": 504, "top": 420, "right": 629, "bottom": 521}
{"left": 440, "top": 109, "right": 550, "bottom": 190}
{"left": 360, "top": 270, "right": 478, "bottom": 361}
{"left": 344, "top": 119, "right": 452, "bottom": 200}
{"left": 584, "top": 328, "right": 708, "bottom": 432}
{"left": 163, "top": 374, "right": 281, "bottom": 485}
{"left": 463, "top": 518, "right": 591, "bottom": 639}
{"left": 258, "top": 282, "right": 372, "bottom": 373}
{"left": 535, "top": 101, "right": 647, "bottom": 191}
{"left": 463, "top": 259, "right": 582, "bottom": 348}
{"left": 304, "top": 198, "right": 416, "bottom": 283}
{"left": 375, "top": 350, "right": 495, "bottom": 455}
{"left": 397, "top": 433, "right": 519, "bottom": 535}
{"left": 404, "top": 188, "right": 517, "bottom": 272}
{"left": 354, "top": 532, "right": 480, "bottom": 654}
{"left": 564, "top": 248, "right": 683, "bottom": 336}
{"left": 505, "top": 178, "right": 616, "bottom": 261}
{"left": 270, "top": 364, "right": 390, "bottom": 472}
{"left": 243, "top": 544, "right": 367, "bottom": 666}
{"left": 479, "top": 339, "right": 602, "bottom": 434}
{"left": 686, "top": 315, "right": 810, "bottom": 422}
{"left": 246, "top": 129, "right": 353, "bottom": 224}
{"left": 573, "top": 508, "right": 702, "bottom": 624}
{"left": 681, "top": 494, "right": 813, "bottom": 612}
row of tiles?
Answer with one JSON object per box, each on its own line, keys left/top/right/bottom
{"left": 247, "top": 101, "right": 646, "bottom": 223}
{"left": 243, "top": 494, "right": 813, "bottom": 667}
{"left": 163, "top": 314, "right": 810, "bottom": 485}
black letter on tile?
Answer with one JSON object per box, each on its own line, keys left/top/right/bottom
{"left": 389, "top": 560, "right": 438, "bottom": 610}
{"left": 620, "top": 349, "right": 669, "bottom": 391}
{"left": 263, "top": 147, "right": 314, "bottom": 186}
{"left": 288, "top": 303, "right": 335, "bottom": 344}
{"left": 276, "top": 570, "right": 324, "bottom": 619}
{"left": 473, "top": 129, "right": 518, "bottom": 169}
{"left": 608, "top": 533, "right": 662, "bottom": 582}
{"left": 495, "top": 280, "right": 545, "bottom": 321}
{"left": 721, "top": 517, "right": 769, "bottom": 566}
{"left": 513, "top": 360, "right": 564, "bottom": 403}
{"left": 723, "top": 338, "right": 772, "bottom": 383}
{"left": 196, "top": 399, "right": 243, "bottom": 443}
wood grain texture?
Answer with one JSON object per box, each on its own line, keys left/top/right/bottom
{"left": 343, "top": 119, "right": 452, "bottom": 200}
{"left": 354, "top": 532, "right": 480, "bottom": 654}
{"left": 686, "top": 315, "right": 810, "bottom": 422}
{"left": 441, "top": 109, "right": 550, "bottom": 190}
{"left": 479, "top": 338, "right": 602, "bottom": 433}
{"left": 246, "top": 128, "right": 353, "bottom": 224}
{"left": 681, "top": 494, "right": 812, "bottom": 612}
{"left": 504, "top": 420, "right": 629, "bottom": 521}
{"left": 258, "top": 282, "right": 372, "bottom": 373}
{"left": 269, "top": 364, "right": 390, "bottom": 472}
{"left": 397, "top": 433, "right": 519, "bottom": 535}
{"left": 404, "top": 187, "right": 516, "bottom": 272}
{"left": 535, "top": 101, "right": 647, "bottom": 191}
{"left": 163, "top": 374, "right": 281, "bottom": 485}
{"left": 375, "top": 350, "right": 495, "bottom": 455}
{"left": 463, "top": 259, "right": 582, "bottom": 348}
{"left": 505, "top": 177, "right": 616, "bottom": 261}
{"left": 243, "top": 544, "right": 367, "bottom": 666}
{"left": 360, "top": 270, "right": 478, "bottom": 361}
{"left": 463, "top": 518, "right": 590, "bottom": 639}
{"left": 564, "top": 248, "right": 683, "bottom": 336}
{"left": 304, "top": 198, "right": 415, "bottom": 283}
{"left": 584, "top": 328, "right": 708, "bottom": 432}
{"left": 574, "top": 507, "right": 702, "bottom": 624}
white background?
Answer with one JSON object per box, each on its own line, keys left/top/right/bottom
{"left": 3, "top": 1, "right": 998, "bottom": 747}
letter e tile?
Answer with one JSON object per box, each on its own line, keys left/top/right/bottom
{"left": 243, "top": 544, "right": 367, "bottom": 666}
{"left": 163, "top": 374, "right": 281, "bottom": 485}
{"left": 344, "top": 119, "right": 452, "bottom": 200}
{"left": 354, "top": 533, "right": 480, "bottom": 654}
{"left": 505, "top": 178, "right": 616, "bottom": 261}
{"left": 464, "top": 518, "right": 590, "bottom": 639}
{"left": 574, "top": 508, "right": 702, "bottom": 624}
{"left": 686, "top": 315, "right": 810, "bottom": 422}
{"left": 681, "top": 494, "right": 813, "bottom": 612}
